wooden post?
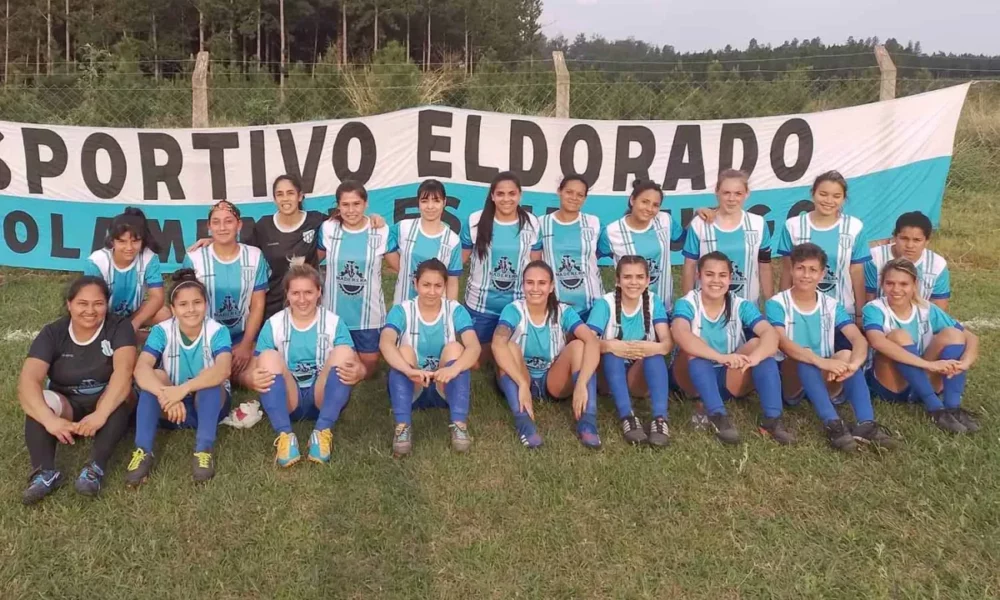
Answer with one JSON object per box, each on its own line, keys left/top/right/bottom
{"left": 192, "top": 51, "right": 210, "bottom": 128}
{"left": 553, "top": 50, "right": 570, "bottom": 118}
{"left": 874, "top": 44, "right": 896, "bottom": 101}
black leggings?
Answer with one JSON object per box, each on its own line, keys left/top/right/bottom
{"left": 24, "top": 395, "right": 132, "bottom": 472}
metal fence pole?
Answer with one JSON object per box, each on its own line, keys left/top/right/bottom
{"left": 192, "top": 51, "right": 210, "bottom": 127}
{"left": 553, "top": 50, "right": 570, "bottom": 118}
{"left": 874, "top": 45, "right": 896, "bottom": 101}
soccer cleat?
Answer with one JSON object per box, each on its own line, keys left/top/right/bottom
{"left": 392, "top": 423, "right": 413, "bottom": 457}
{"left": 192, "top": 452, "right": 216, "bottom": 483}
{"left": 124, "top": 448, "right": 154, "bottom": 488}
{"left": 852, "top": 421, "right": 899, "bottom": 450}
{"left": 22, "top": 469, "right": 65, "bottom": 505}
{"left": 308, "top": 429, "right": 334, "bottom": 463}
{"left": 449, "top": 422, "right": 472, "bottom": 453}
{"left": 577, "top": 422, "right": 602, "bottom": 450}
{"left": 647, "top": 417, "right": 671, "bottom": 447}
{"left": 273, "top": 432, "right": 301, "bottom": 467}
{"left": 708, "top": 413, "right": 740, "bottom": 445}
{"left": 824, "top": 419, "right": 857, "bottom": 452}
{"left": 515, "top": 417, "right": 543, "bottom": 449}
{"left": 930, "top": 410, "right": 967, "bottom": 434}
{"left": 758, "top": 417, "right": 797, "bottom": 445}
{"left": 220, "top": 400, "right": 264, "bottom": 429}
{"left": 690, "top": 410, "right": 710, "bottom": 431}
{"left": 949, "top": 408, "right": 980, "bottom": 433}
{"left": 74, "top": 462, "right": 105, "bottom": 497}
{"left": 620, "top": 414, "right": 648, "bottom": 445}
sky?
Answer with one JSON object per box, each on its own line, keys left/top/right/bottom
{"left": 540, "top": 0, "right": 1000, "bottom": 56}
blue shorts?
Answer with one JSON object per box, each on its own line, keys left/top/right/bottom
{"left": 466, "top": 306, "right": 500, "bottom": 344}
{"left": 494, "top": 372, "right": 552, "bottom": 401}
{"left": 414, "top": 385, "right": 450, "bottom": 410}
{"left": 289, "top": 384, "right": 321, "bottom": 421}
{"left": 159, "top": 389, "right": 232, "bottom": 430}
{"left": 350, "top": 328, "right": 381, "bottom": 354}
{"left": 865, "top": 368, "right": 915, "bottom": 403}
{"left": 834, "top": 330, "right": 852, "bottom": 353}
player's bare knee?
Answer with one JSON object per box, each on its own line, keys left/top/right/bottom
{"left": 885, "top": 328, "right": 914, "bottom": 346}
{"left": 936, "top": 327, "right": 964, "bottom": 346}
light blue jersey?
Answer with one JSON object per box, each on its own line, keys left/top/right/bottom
{"left": 538, "top": 212, "right": 604, "bottom": 315}
{"left": 255, "top": 308, "right": 354, "bottom": 388}
{"left": 462, "top": 211, "right": 542, "bottom": 316}
{"left": 143, "top": 317, "right": 232, "bottom": 386}
{"left": 865, "top": 244, "right": 951, "bottom": 302}
{"left": 862, "top": 298, "right": 960, "bottom": 355}
{"left": 318, "top": 219, "right": 390, "bottom": 330}
{"left": 387, "top": 219, "right": 463, "bottom": 305}
{"left": 183, "top": 244, "right": 270, "bottom": 340}
{"left": 683, "top": 211, "right": 771, "bottom": 304}
{"left": 766, "top": 291, "right": 853, "bottom": 359}
{"left": 84, "top": 248, "right": 163, "bottom": 317}
{"left": 776, "top": 213, "right": 869, "bottom": 315}
{"left": 587, "top": 291, "right": 669, "bottom": 341}
{"left": 673, "top": 290, "right": 763, "bottom": 355}
{"left": 597, "top": 213, "right": 684, "bottom": 309}
{"left": 384, "top": 299, "right": 474, "bottom": 370}
{"left": 498, "top": 300, "right": 583, "bottom": 380}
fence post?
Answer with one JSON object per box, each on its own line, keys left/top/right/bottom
{"left": 553, "top": 50, "right": 570, "bottom": 118}
{"left": 874, "top": 44, "right": 896, "bottom": 101}
{"left": 192, "top": 51, "right": 210, "bottom": 127}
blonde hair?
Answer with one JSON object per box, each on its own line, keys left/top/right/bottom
{"left": 283, "top": 263, "right": 323, "bottom": 305}
{"left": 880, "top": 258, "right": 928, "bottom": 307}
{"left": 715, "top": 168, "right": 749, "bottom": 193}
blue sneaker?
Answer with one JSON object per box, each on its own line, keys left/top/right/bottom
{"left": 576, "top": 421, "right": 602, "bottom": 450}
{"left": 308, "top": 429, "right": 333, "bottom": 464}
{"left": 515, "top": 417, "right": 543, "bottom": 449}
{"left": 75, "top": 462, "right": 105, "bottom": 497}
{"left": 23, "top": 469, "right": 65, "bottom": 505}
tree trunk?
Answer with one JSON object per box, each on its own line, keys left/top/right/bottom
{"left": 256, "top": 1, "right": 261, "bottom": 65}
{"left": 152, "top": 12, "right": 160, "bottom": 79}
{"left": 464, "top": 10, "right": 469, "bottom": 74}
{"left": 311, "top": 21, "right": 318, "bottom": 78}
{"left": 373, "top": 2, "right": 378, "bottom": 54}
{"left": 264, "top": 28, "right": 269, "bottom": 66}
{"left": 198, "top": 8, "right": 204, "bottom": 52}
{"left": 405, "top": 9, "right": 410, "bottom": 62}
{"left": 3, "top": 0, "right": 8, "bottom": 86}
{"left": 64, "top": 0, "right": 70, "bottom": 67}
{"left": 46, "top": 0, "right": 52, "bottom": 75}
{"left": 35, "top": 34, "right": 40, "bottom": 78}
{"left": 341, "top": 0, "right": 347, "bottom": 66}
{"left": 279, "top": 0, "right": 285, "bottom": 101}
{"left": 425, "top": 6, "right": 431, "bottom": 70}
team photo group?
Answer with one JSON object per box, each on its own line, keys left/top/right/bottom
{"left": 17, "top": 165, "right": 980, "bottom": 505}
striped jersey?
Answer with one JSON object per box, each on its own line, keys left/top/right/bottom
{"left": 586, "top": 291, "right": 669, "bottom": 342}
{"left": 387, "top": 219, "right": 463, "bottom": 304}
{"left": 255, "top": 308, "right": 354, "bottom": 388}
{"left": 765, "top": 290, "right": 853, "bottom": 359}
{"left": 683, "top": 211, "right": 771, "bottom": 305}
{"left": 461, "top": 211, "right": 542, "bottom": 316}
{"left": 861, "top": 298, "right": 960, "bottom": 355}
{"left": 384, "top": 299, "right": 474, "bottom": 371}
{"left": 143, "top": 317, "right": 232, "bottom": 386}
{"left": 864, "top": 244, "right": 950, "bottom": 302}
{"left": 183, "top": 244, "right": 270, "bottom": 341}
{"left": 84, "top": 248, "right": 163, "bottom": 317}
{"left": 498, "top": 300, "right": 583, "bottom": 380}
{"left": 538, "top": 212, "right": 604, "bottom": 315}
{"left": 598, "top": 212, "right": 684, "bottom": 310}
{"left": 318, "top": 219, "right": 390, "bottom": 330}
{"left": 673, "top": 290, "right": 764, "bottom": 356}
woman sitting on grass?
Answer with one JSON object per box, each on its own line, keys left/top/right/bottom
{"left": 865, "top": 211, "right": 951, "bottom": 310}
{"left": 380, "top": 259, "right": 481, "bottom": 457}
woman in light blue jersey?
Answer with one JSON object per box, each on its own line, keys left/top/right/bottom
{"left": 317, "top": 181, "right": 390, "bottom": 379}
{"left": 247, "top": 264, "right": 363, "bottom": 467}
{"left": 863, "top": 258, "right": 980, "bottom": 434}
{"left": 865, "top": 211, "right": 950, "bottom": 311}
{"left": 381, "top": 259, "right": 481, "bottom": 457}
{"left": 597, "top": 179, "right": 684, "bottom": 310}
{"left": 587, "top": 256, "right": 673, "bottom": 446}
{"left": 681, "top": 169, "right": 774, "bottom": 306}
{"left": 125, "top": 270, "right": 233, "bottom": 486}
{"left": 84, "top": 207, "right": 168, "bottom": 339}
{"left": 538, "top": 175, "right": 603, "bottom": 321}
{"left": 766, "top": 243, "right": 896, "bottom": 452}
{"left": 183, "top": 201, "right": 270, "bottom": 388}
{"left": 776, "top": 171, "right": 870, "bottom": 321}
{"left": 492, "top": 261, "right": 602, "bottom": 450}
{"left": 671, "top": 252, "right": 792, "bottom": 446}
{"left": 461, "top": 172, "right": 542, "bottom": 365}
{"left": 386, "top": 179, "right": 463, "bottom": 305}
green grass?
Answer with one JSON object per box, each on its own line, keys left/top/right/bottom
{"left": 3, "top": 197, "right": 1000, "bottom": 599}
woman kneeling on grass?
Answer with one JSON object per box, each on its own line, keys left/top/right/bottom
{"left": 492, "top": 261, "right": 602, "bottom": 449}
{"left": 19, "top": 277, "right": 137, "bottom": 504}
{"left": 246, "top": 264, "right": 363, "bottom": 466}
{"left": 670, "top": 252, "right": 793, "bottom": 445}
{"left": 586, "top": 255, "right": 673, "bottom": 446}
{"left": 381, "top": 259, "right": 481, "bottom": 457}
{"left": 125, "top": 269, "right": 233, "bottom": 486}
{"left": 766, "top": 243, "right": 897, "bottom": 452}
{"left": 862, "top": 258, "right": 980, "bottom": 434}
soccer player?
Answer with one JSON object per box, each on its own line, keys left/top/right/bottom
{"left": 865, "top": 211, "right": 950, "bottom": 310}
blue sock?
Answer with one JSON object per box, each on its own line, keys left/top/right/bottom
{"left": 194, "top": 387, "right": 223, "bottom": 453}
{"left": 602, "top": 355, "right": 634, "bottom": 419}
{"left": 897, "top": 344, "right": 945, "bottom": 412}
{"left": 498, "top": 374, "right": 529, "bottom": 420}
{"left": 940, "top": 344, "right": 967, "bottom": 409}
{"left": 572, "top": 372, "right": 599, "bottom": 432}
{"left": 442, "top": 360, "right": 471, "bottom": 423}
{"left": 388, "top": 367, "right": 415, "bottom": 426}
{"left": 259, "top": 374, "right": 293, "bottom": 435}
{"left": 315, "top": 373, "right": 352, "bottom": 431}
{"left": 135, "top": 390, "right": 161, "bottom": 453}
{"left": 689, "top": 357, "right": 726, "bottom": 416}
{"left": 842, "top": 369, "right": 875, "bottom": 422}
{"left": 797, "top": 362, "right": 838, "bottom": 423}
{"left": 751, "top": 358, "right": 783, "bottom": 419}
{"left": 642, "top": 356, "right": 670, "bottom": 420}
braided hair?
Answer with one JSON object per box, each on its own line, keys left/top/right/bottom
{"left": 614, "top": 255, "right": 651, "bottom": 341}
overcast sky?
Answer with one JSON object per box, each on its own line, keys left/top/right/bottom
{"left": 541, "top": 0, "right": 999, "bottom": 55}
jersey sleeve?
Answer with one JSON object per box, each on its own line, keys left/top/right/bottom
{"left": 834, "top": 303, "right": 854, "bottom": 330}
{"left": 529, "top": 223, "right": 542, "bottom": 252}
{"left": 316, "top": 225, "right": 327, "bottom": 251}
{"left": 386, "top": 223, "right": 400, "bottom": 253}
{"left": 384, "top": 305, "right": 407, "bottom": 335}
{"left": 142, "top": 325, "right": 168, "bottom": 361}
{"left": 651, "top": 296, "right": 669, "bottom": 324}
{"left": 775, "top": 224, "right": 793, "bottom": 257}
{"left": 110, "top": 317, "right": 138, "bottom": 349}
{"left": 671, "top": 214, "right": 685, "bottom": 243}
{"left": 460, "top": 219, "right": 474, "bottom": 250}
{"left": 497, "top": 303, "right": 522, "bottom": 331}
{"left": 861, "top": 303, "right": 886, "bottom": 333}
{"left": 851, "top": 231, "right": 871, "bottom": 264}
{"left": 561, "top": 306, "right": 583, "bottom": 335}
{"left": 759, "top": 220, "right": 773, "bottom": 253}
{"left": 586, "top": 298, "right": 611, "bottom": 336}
{"left": 210, "top": 327, "right": 233, "bottom": 357}
{"left": 737, "top": 300, "right": 764, "bottom": 330}
{"left": 764, "top": 299, "right": 786, "bottom": 328}
{"left": 931, "top": 267, "right": 951, "bottom": 299}
{"left": 254, "top": 320, "right": 275, "bottom": 355}
{"left": 672, "top": 298, "right": 696, "bottom": 323}
{"left": 333, "top": 317, "right": 355, "bottom": 347}
{"left": 681, "top": 225, "right": 700, "bottom": 260}
{"left": 864, "top": 261, "right": 879, "bottom": 294}
{"left": 596, "top": 227, "right": 612, "bottom": 259}
{"left": 83, "top": 259, "right": 102, "bottom": 278}
{"left": 452, "top": 304, "right": 474, "bottom": 336}
{"left": 447, "top": 244, "right": 463, "bottom": 276}
{"left": 253, "top": 256, "right": 271, "bottom": 292}
{"left": 145, "top": 255, "right": 164, "bottom": 288}
{"left": 27, "top": 325, "right": 58, "bottom": 364}
{"left": 928, "top": 305, "right": 960, "bottom": 333}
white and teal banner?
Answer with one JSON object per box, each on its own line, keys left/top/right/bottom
{"left": 0, "top": 83, "right": 970, "bottom": 271}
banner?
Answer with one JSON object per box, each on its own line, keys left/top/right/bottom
{"left": 0, "top": 84, "right": 969, "bottom": 271}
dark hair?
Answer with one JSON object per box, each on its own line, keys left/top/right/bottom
{"left": 66, "top": 275, "right": 110, "bottom": 304}
{"left": 789, "top": 242, "right": 828, "bottom": 270}
{"left": 416, "top": 179, "right": 447, "bottom": 202}
{"left": 104, "top": 207, "right": 161, "bottom": 254}
{"left": 614, "top": 255, "right": 650, "bottom": 341}
{"left": 558, "top": 175, "right": 590, "bottom": 193}
{"left": 330, "top": 180, "right": 369, "bottom": 223}
{"left": 272, "top": 174, "right": 305, "bottom": 209}
{"left": 282, "top": 263, "right": 323, "bottom": 301}
{"left": 627, "top": 179, "right": 664, "bottom": 217}
{"left": 208, "top": 200, "right": 242, "bottom": 221}
{"left": 697, "top": 251, "right": 733, "bottom": 324}
{"left": 811, "top": 170, "right": 848, "bottom": 197}
{"left": 475, "top": 171, "right": 531, "bottom": 259}
{"left": 715, "top": 169, "right": 749, "bottom": 193}
{"left": 523, "top": 260, "right": 560, "bottom": 325}
{"left": 414, "top": 258, "right": 448, "bottom": 284}
{"left": 169, "top": 268, "right": 207, "bottom": 305}
{"left": 893, "top": 211, "right": 933, "bottom": 239}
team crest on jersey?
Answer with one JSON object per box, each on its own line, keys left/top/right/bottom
{"left": 646, "top": 258, "right": 661, "bottom": 284}
{"left": 217, "top": 295, "right": 243, "bottom": 328}
{"left": 729, "top": 262, "right": 747, "bottom": 296}
{"left": 101, "top": 340, "right": 113, "bottom": 357}
{"left": 525, "top": 356, "right": 550, "bottom": 372}
{"left": 337, "top": 261, "right": 367, "bottom": 296}
{"left": 422, "top": 357, "right": 441, "bottom": 371}
{"left": 74, "top": 379, "right": 106, "bottom": 396}
{"left": 491, "top": 256, "right": 518, "bottom": 292}
{"left": 291, "top": 361, "right": 318, "bottom": 385}
{"left": 302, "top": 229, "right": 315, "bottom": 244}
{"left": 557, "top": 255, "right": 585, "bottom": 290}
{"left": 113, "top": 299, "right": 131, "bottom": 316}
{"left": 745, "top": 229, "right": 761, "bottom": 249}
{"left": 580, "top": 226, "right": 596, "bottom": 242}
{"left": 368, "top": 233, "right": 384, "bottom": 249}
{"left": 818, "top": 264, "right": 837, "bottom": 295}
